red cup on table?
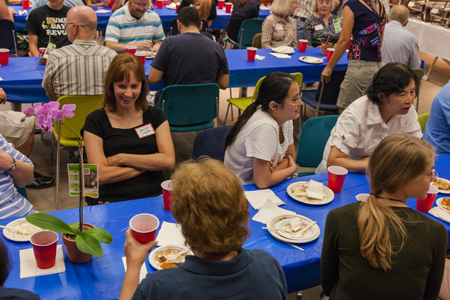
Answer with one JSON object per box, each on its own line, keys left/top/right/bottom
{"left": 108, "top": 0, "right": 114, "bottom": 9}
{"left": 0, "top": 48, "right": 9, "bottom": 66}
{"left": 247, "top": 47, "right": 257, "bottom": 62}
{"left": 327, "top": 166, "right": 348, "bottom": 194}
{"left": 161, "top": 180, "right": 174, "bottom": 211}
{"left": 218, "top": 0, "right": 225, "bottom": 9}
{"left": 135, "top": 52, "right": 146, "bottom": 65}
{"left": 125, "top": 46, "right": 137, "bottom": 54}
{"left": 129, "top": 213, "right": 159, "bottom": 244}
{"left": 157, "top": 0, "right": 163, "bottom": 8}
{"left": 327, "top": 48, "right": 335, "bottom": 61}
{"left": 416, "top": 185, "right": 439, "bottom": 213}
{"left": 22, "top": 0, "right": 30, "bottom": 9}
{"left": 176, "top": 2, "right": 180, "bottom": 8}
{"left": 225, "top": 2, "right": 232, "bottom": 12}
{"left": 30, "top": 231, "right": 59, "bottom": 269}
{"left": 298, "top": 39, "right": 307, "bottom": 53}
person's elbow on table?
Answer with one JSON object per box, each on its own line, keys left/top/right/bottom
{"left": 148, "top": 68, "right": 164, "bottom": 85}
{"left": 216, "top": 73, "right": 229, "bottom": 90}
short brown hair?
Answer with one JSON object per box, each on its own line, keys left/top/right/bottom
{"left": 171, "top": 158, "right": 250, "bottom": 256}
{"left": 100, "top": 53, "right": 149, "bottom": 112}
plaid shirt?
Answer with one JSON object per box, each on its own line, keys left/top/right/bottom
{"left": 294, "top": 0, "right": 314, "bottom": 18}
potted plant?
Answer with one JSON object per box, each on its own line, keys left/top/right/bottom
{"left": 22, "top": 102, "right": 112, "bottom": 263}
{"left": 317, "top": 38, "right": 335, "bottom": 56}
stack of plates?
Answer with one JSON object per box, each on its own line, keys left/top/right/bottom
{"left": 266, "top": 214, "right": 320, "bottom": 244}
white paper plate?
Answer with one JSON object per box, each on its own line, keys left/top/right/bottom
{"left": 166, "top": 3, "right": 177, "bottom": 9}
{"left": 432, "top": 178, "right": 450, "bottom": 194}
{"left": 2, "top": 218, "right": 44, "bottom": 242}
{"left": 148, "top": 245, "right": 192, "bottom": 270}
{"left": 140, "top": 51, "right": 156, "bottom": 59}
{"left": 436, "top": 197, "right": 450, "bottom": 214}
{"left": 287, "top": 181, "right": 334, "bottom": 205}
{"left": 299, "top": 56, "right": 324, "bottom": 64}
{"left": 266, "top": 214, "right": 320, "bottom": 244}
{"left": 272, "top": 46, "right": 295, "bottom": 54}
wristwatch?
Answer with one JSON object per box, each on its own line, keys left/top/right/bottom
{"left": 8, "top": 157, "right": 16, "bottom": 171}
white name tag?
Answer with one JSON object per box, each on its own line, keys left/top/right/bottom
{"left": 145, "top": 26, "right": 154, "bottom": 34}
{"left": 315, "top": 24, "right": 324, "bottom": 31}
{"left": 135, "top": 124, "right": 155, "bottom": 138}
{"left": 431, "top": 8, "right": 439, "bottom": 14}
{"left": 275, "top": 23, "right": 284, "bottom": 30}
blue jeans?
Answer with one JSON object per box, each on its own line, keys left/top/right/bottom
{"left": 296, "top": 19, "right": 304, "bottom": 40}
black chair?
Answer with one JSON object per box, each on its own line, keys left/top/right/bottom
{"left": 0, "top": 19, "right": 18, "bottom": 56}
{"left": 192, "top": 126, "right": 232, "bottom": 162}
{"left": 169, "top": 18, "right": 209, "bottom": 36}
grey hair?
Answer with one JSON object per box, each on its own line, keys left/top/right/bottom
{"left": 389, "top": 5, "right": 410, "bottom": 24}
{"left": 311, "top": 0, "right": 336, "bottom": 13}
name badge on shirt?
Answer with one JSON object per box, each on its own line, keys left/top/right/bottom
{"left": 145, "top": 26, "right": 154, "bottom": 34}
{"left": 314, "top": 24, "right": 324, "bottom": 31}
{"left": 275, "top": 23, "right": 284, "bottom": 31}
{"left": 135, "top": 124, "right": 155, "bottom": 138}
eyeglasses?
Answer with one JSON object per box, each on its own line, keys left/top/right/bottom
{"left": 66, "top": 22, "right": 78, "bottom": 28}
{"left": 131, "top": 2, "right": 150, "bottom": 8}
{"left": 430, "top": 169, "right": 438, "bottom": 182}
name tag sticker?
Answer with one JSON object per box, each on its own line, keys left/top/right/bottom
{"left": 275, "top": 23, "right": 284, "bottom": 30}
{"left": 314, "top": 24, "right": 324, "bottom": 31}
{"left": 135, "top": 124, "right": 155, "bottom": 138}
{"left": 144, "top": 26, "right": 154, "bottom": 34}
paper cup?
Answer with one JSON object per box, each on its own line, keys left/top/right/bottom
{"left": 125, "top": 46, "right": 137, "bottom": 54}
{"left": 218, "top": 0, "right": 225, "bottom": 9}
{"left": 327, "top": 48, "right": 335, "bottom": 61}
{"left": 0, "top": 48, "right": 9, "bottom": 66}
{"left": 130, "top": 214, "right": 159, "bottom": 244}
{"left": 225, "top": 2, "right": 232, "bottom": 12}
{"left": 157, "top": 0, "right": 163, "bottom": 8}
{"left": 22, "top": 0, "right": 30, "bottom": 9}
{"left": 161, "top": 180, "right": 173, "bottom": 211}
{"left": 355, "top": 193, "right": 370, "bottom": 202}
{"left": 135, "top": 52, "right": 146, "bottom": 65}
{"left": 298, "top": 39, "right": 308, "bottom": 53}
{"left": 327, "top": 166, "right": 348, "bottom": 194}
{"left": 108, "top": 0, "right": 114, "bottom": 8}
{"left": 247, "top": 47, "right": 257, "bottom": 62}
{"left": 416, "top": 185, "right": 439, "bottom": 212}
{"left": 30, "top": 231, "right": 58, "bottom": 269}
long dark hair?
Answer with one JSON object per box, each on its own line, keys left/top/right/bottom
{"left": 0, "top": 239, "right": 11, "bottom": 286}
{"left": 366, "top": 63, "right": 418, "bottom": 105}
{"left": 225, "top": 72, "right": 296, "bottom": 149}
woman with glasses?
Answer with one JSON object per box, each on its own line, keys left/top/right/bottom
{"left": 316, "top": 63, "right": 422, "bottom": 174}
{"left": 321, "top": 134, "right": 447, "bottom": 299}
{"left": 261, "top": 0, "right": 298, "bottom": 48}
{"left": 303, "top": 0, "right": 340, "bottom": 47}
{"left": 224, "top": 72, "right": 302, "bottom": 188}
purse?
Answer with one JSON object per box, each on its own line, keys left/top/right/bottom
{"left": 352, "top": 0, "right": 385, "bottom": 48}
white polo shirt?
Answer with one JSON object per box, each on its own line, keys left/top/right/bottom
{"left": 105, "top": 4, "right": 165, "bottom": 44}
{"left": 316, "top": 95, "right": 422, "bottom": 174}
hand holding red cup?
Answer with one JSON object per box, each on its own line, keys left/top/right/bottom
{"left": 129, "top": 213, "right": 159, "bottom": 244}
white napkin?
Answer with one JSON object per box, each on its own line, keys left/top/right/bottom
{"left": 428, "top": 207, "right": 450, "bottom": 223}
{"left": 155, "top": 221, "right": 185, "bottom": 247}
{"left": 95, "top": 9, "right": 111, "bottom": 13}
{"left": 0, "top": 77, "right": 3, "bottom": 81}
{"left": 122, "top": 257, "right": 148, "bottom": 282}
{"left": 166, "top": 3, "right": 176, "bottom": 9}
{"left": 244, "top": 189, "right": 285, "bottom": 210}
{"left": 252, "top": 199, "right": 296, "bottom": 224}
{"left": 255, "top": 55, "right": 265, "bottom": 60}
{"left": 306, "top": 180, "right": 324, "bottom": 200}
{"left": 18, "top": 10, "right": 27, "bottom": 15}
{"left": 269, "top": 53, "right": 291, "bottom": 59}
{"left": 20, "top": 245, "right": 65, "bottom": 279}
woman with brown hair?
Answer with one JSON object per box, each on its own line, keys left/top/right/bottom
{"left": 119, "top": 158, "right": 288, "bottom": 300}
{"left": 82, "top": 53, "right": 175, "bottom": 205}
{"left": 321, "top": 134, "right": 447, "bottom": 299}
{"left": 177, "top": 0, "right": 217, "bottom": 27}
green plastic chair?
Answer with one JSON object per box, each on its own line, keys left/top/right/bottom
{"left": 412, "top": 68, "right": 423, "bottom": 111}
{"left": 296, "top": 115, "right": 339, "bottom": 177}
{"left": 224, "top": 19, "right": 264, "bottom": 49}
{"left": 159, "top": 83, "right": 219, "bottom": 132}
{"left": 418, "top": 113, "right": 429, "bottom": 133}
{"left": 17, "top": 186, "right": 28, "bottom": 199}
{"left": 252, "top": 33, "right": 262, "bottom": 48}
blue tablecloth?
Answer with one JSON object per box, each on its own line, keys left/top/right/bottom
{"left": 11, "top": 6, "right": 271, "bottom": 31}
{"left": 0, "top": 48, "right": 348, "bottom": 104}
{"left": 2, "top": 155, "right": 450, "bottom": 299}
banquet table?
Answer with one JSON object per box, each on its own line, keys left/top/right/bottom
{"left": 0, "top": 47, "right": 348, "bottom": 104}
{"left": 2, "top": 154, "right": 450, "bottom": 299}
{"left": 11, "top": 6, "right": 271, "bottom": 31}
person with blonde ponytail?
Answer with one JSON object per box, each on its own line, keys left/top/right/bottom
{"left": 321, "top": 134, "right": 447, "bottom": 299}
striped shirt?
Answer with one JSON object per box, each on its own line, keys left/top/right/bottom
{"left": 381, "top": 20, "right": 420, "bottom": 69}
{"left": 294, "top": 0, "right": 314, "bottom": 19}
{"left": 0, "top": 134, "right": 33, "bottom": 219}
{"left": 105, "top": 4, "right": 165, "bottom": 44}
{"left": 42, "top": 39, "right": 118, "bottom": 99}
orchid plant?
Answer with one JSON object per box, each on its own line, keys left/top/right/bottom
{"left": 22, "top": 102, "right": 112, "bottom": 258}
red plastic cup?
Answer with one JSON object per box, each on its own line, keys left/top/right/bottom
{"left": 225, "top": 2, "right": 232, "bottom": 12}
{"left": 130, "top": 214, "right": 159, "bottom": 244}
{"left": 30, "top": 231, "right": 58, "bottom": 269}
{"left": 416, "top": 185, "right": 439, "bottom": 212}
{"left": 135, "top": 52, "right": 146, "bottom": 65}
{"left": 22, "top": 0, "right": 30, "bottom": 9}
{"left": 125, "top": 46, "right": 137, "bottom": 54}
{"left": 327, "top": 48, "right": 335, "bottom": 61}
{"left": 0, "top": 49, "right": 9, "bottom": 66}
{"left": 247, "top": 47, "right": 257, "bottom": 62}
{"left": 108, "top": 0, "right": 114, "bottom": 8}
{"left": 176, "top": 2, "right": 180, "bottom": 8}
{"left": 327, "top": 166, "right": 348, "bottom": 194}
{"left": 161, "top": 180, "right": 173, "bottom": 211}
{"left": 157, "top": 0, "right": 163, "bottom": 8}
{"left": 218, "top": 0, "right": 225, "bottom": 9}
{"left": 298, "top": 39, "right": 307, "bottom": 52}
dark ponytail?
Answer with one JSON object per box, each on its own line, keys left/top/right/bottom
{"left": 225, "top": 72, "right": 296, "bottom": 149}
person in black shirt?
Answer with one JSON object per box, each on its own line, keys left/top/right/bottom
{"left": 226, "top": 0, "right": 260, "bottom": 43}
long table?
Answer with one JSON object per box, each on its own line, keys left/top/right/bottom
{"left": 11, "top": 6, "right": 271, "bottom": 31}
{"left": 0, "top": 48, "right": 348, "bottom": 104}
{"left": 2, "top": 154, "right": 450, "bottom": 299}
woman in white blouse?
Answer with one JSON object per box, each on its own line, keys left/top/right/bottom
{"left": 316, "top": 63, "right": 422, "bottom": 174}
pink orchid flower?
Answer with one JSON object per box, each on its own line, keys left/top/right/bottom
{"left": 36, "top": 101, "right": 60, "bottom": 119}
{"left": 23, "top": 103, "right": 42, "bottom": 118}
{"left": 55, "top": 104, "right": 76, "bottom": 121}
{"left": 37, "top": 115, "right": 53, "bottom": 133}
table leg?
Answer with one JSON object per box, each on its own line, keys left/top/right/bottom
{"left": 239, "top": 87, "right": 248, "bottom": 98}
